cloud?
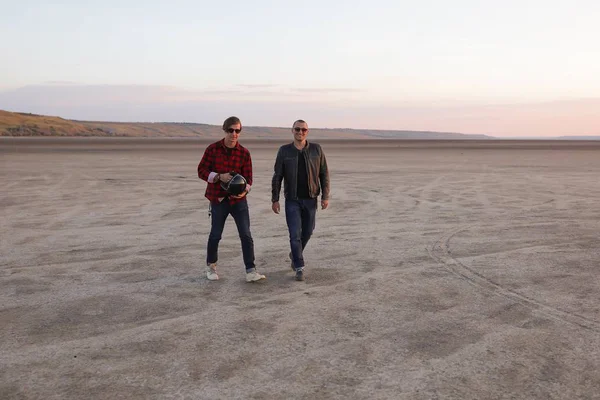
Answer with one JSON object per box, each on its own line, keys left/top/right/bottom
{"left": 0, "top": 84, "right": 181, "bottom": 106}
{"left": 291, "top": 88, "right": 364, "bottom": 93}
{"left": 43, "top": 80, "right": 80, "bottom": 85}
{"left": 236, "top": 84, "right": 281, "bottom": 89}
{"left": 0, "top": 83, "right": 322, "bottom": 109}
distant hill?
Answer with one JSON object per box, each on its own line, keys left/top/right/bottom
{"left": 1, "top": 109, "right": 493, "bottom": 139}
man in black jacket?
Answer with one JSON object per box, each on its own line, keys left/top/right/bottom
{"left": 271, "top": 119, "right": 330, "bottom": 281}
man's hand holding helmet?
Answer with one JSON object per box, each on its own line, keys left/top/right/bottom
{"left": 217, "top": 172, "right": 233, "bottom": 183}
{"left": 229, "top": 189, "right": 248, "bottom": 199}
{"left": 220, "top": 172, "right": 248, "bottom": 199}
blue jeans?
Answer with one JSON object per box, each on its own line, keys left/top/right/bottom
{"left": 285, "top": 198, "right": 317, "bottom": 271}
{"left": 207, "top": 198, "right": 255, "bottom": 272}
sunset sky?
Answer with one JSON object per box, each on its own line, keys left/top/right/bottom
{"left": 1, "top": 0, "right": 599, "bottom": 137}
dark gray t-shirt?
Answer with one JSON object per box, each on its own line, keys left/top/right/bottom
{"left": 296, "top": 148, "right": 310, "bottom": 199}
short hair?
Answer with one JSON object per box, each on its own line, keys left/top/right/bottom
{"left": 222, "top": 116, "right": 242, "bottom": 131}
{"left": 292, "top": 119, "right": 308, "bottom": 128}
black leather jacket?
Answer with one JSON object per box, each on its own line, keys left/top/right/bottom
{"left": 271, "top": 141, "right": 330, "bottom": 202}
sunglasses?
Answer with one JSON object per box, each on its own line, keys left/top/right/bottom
{"left": 226, "top": 128, "right": 241, "bottom": 134}
{"left": 294, "top": 127, "right": 308, "bottom": 133}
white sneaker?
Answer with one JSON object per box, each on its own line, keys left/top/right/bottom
{"left": 246, "top": 270, "right": 266, "bottom": 282}
{"left": 206, "top": 263, "right": 219, "bottom": 281}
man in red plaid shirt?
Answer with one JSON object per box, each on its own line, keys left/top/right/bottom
{"left": 197, "top": 116, "right": 266, "bottom": 283}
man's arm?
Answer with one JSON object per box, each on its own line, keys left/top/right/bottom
{"left": 271, "top": 147, "right": 284, "bottom": 203}
{"left": 243, "top": 150, "right": 253, "bottom": 190}
{"left": 198, "top": 145, "right": 217, "bottom": 182}
{"left": 198, "top": 145, "right": 230, "bottom": 184}
{"left": 197, "top": 147, "right": 211, "bottom": 182}
{"left": 319, "top": 147, "right": 330, "bottom": 201}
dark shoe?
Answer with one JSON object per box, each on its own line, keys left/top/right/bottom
{"left": 295, "top": 269, "right": 305, "bottom": 281}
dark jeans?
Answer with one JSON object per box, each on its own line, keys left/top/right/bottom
{"left": 207, "top": 198, "right": 255, "bottom": 272}
{"left": 285, "top": 198, "right": 317, "bottom": 271}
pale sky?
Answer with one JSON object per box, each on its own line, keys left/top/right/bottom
{"left": 1, "top": 0, "right": 599, "bottom": 137}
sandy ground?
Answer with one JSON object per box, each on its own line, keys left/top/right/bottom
{"left": 1, "top": 138, "right": 600, "bottom": 400}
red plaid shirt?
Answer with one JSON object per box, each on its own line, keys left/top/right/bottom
{"left": 197, "top": 139, "right": 253, "bottom": 204}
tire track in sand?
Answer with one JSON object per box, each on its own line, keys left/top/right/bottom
{"left": 427, "top": 224, "right": 600, "bottom": 331}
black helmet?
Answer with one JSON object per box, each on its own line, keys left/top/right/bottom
{"left": 221, "top": 173, "right": 247, "bottom": 196}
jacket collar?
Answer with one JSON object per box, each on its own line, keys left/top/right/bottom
{"left": 291, "top": 140, "right": 309, "bottom": 151}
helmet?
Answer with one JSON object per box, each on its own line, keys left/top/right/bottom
{"left": 221, "top": 173, "right": 247, "bottom": 196}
